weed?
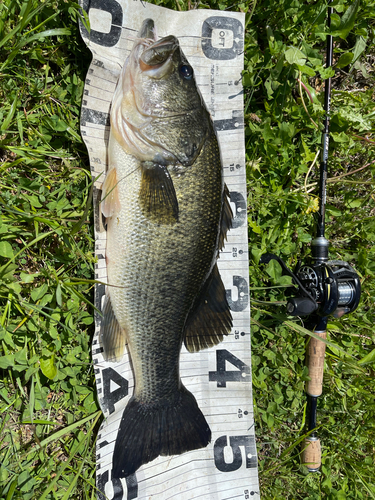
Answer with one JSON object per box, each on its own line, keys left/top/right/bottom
{"left": 245, "top": 0, "right": 375, "bottom": 497}
{"left": 1, "top": 0, "right": 374, "bottom": 498}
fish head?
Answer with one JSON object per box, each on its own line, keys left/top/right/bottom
{"left": 111, "top": 19, "right": 211, "bottom": 166}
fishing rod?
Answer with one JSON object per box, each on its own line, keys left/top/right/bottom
{"left": 260, "top": 1, "right": 361, "bottom": 471}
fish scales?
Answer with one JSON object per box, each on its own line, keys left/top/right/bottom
{"left": 107, "top": 135, "right": 222, "bottom": 399}
{"left": 100, "top": 18, "right": 232, "bottom": 478}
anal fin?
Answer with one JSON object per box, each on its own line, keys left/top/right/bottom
{"left": 184, "top": 264, "right": 232, "bottom": 353}
{"left": 139, "top": 162, "right": 178, "bottom": 223}
{"left": 101, "top": 168, "right": 121, "bottom": 218}
{"left": 100, "top": 294, "right": 127, "bottom": 362}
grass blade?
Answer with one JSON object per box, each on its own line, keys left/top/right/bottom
{"left": 5, "top": 479, "right": 18, "bottom": 500}
{"left": 1, "top": 96, "right": 18, "bottom": 132}
{"left": 37, "top": 411, "right": 101, "bottom": 500}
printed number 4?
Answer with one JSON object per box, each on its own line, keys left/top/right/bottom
{"left": 209, "top": 349, "right": 251, "bottom": 387}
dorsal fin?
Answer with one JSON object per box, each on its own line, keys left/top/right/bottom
{"left": 218, "top": 184, "right": 232, "bottom": 251}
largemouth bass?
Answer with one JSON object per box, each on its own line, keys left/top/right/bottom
{"left": 100, "top": 18, "right": 232, "bottom": 478}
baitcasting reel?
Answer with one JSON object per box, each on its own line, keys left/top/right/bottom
{"left": 261, "top": 237, "right": 361, "bottom": 319}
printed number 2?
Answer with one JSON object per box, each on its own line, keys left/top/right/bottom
{"left": 209, "top": 349, "right": 251, "bottom": 387}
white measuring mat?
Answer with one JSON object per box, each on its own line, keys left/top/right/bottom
{"left": 79, "top": 1, "right": 259, "bottom": 498}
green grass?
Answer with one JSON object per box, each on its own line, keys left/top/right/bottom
{"left": 0, "top": 1, "right": 99, "bottom": 498}
{"left": 0, "top": 0, "right": 375, "bottom": 498}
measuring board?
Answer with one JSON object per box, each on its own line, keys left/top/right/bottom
{"left": 78, "top": 1, "right": 260, "bottom": 498}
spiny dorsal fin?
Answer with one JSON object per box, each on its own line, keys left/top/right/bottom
{"left": 101, "top": 168, "right": 121, "bottom": 218}
{"left": 218, "top": 184, "right": 233, "bottom": 252}
{"left": 100, "top": 294, "right": 127, "bottom": 362}
{"left": 184, "top": 264, "right": 232, "bottom": 353}
{"left": 139, "top": 162, "right": 178, "bottom": 223}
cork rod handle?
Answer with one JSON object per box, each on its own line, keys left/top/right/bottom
{"left": 302, "top": 437, "right": 321, "bottom": 472}
{"left": 306, "top": 330, "right": 327, "bottom": 397}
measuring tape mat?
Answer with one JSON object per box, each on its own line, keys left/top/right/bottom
{"left": 79, "top": 1, "right": 259, "bottom": 498}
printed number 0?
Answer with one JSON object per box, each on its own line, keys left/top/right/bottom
{"left": 201, "top": 17, "right": 244, "bottom": 60}
{"left": 80, "top": 0, "right": 123, "bottom": 47}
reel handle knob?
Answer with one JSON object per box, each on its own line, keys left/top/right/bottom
{"left": 286, "top": 297, "right": 318, "bottom": 316}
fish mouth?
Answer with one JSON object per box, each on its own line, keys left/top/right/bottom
{"left": 134, "top": 19, "right": 179, "bottom": 78}
{"left": 137, "top": 18, "right": 156, "bottom": 40}
{"left": 139, "top": 36, "right": 179, "bottom": 78}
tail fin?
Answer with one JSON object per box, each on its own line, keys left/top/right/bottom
{"left": 112, "top": 387, "right": 211, "bottom": 478}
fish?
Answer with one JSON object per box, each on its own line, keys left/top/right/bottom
{"left": 100, "top": 18, "right": 233, "bottom": 478}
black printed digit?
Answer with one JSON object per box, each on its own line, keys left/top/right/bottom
{"left": 80, "top": 0, "right": 123, "bottom": 47}
{"left": 97, "top": 470, "right": 125, "bottom": 500}
{"left": 94, "top": 280, "right": 106, "bottom": 322}
{"left": 97, "top": 470, "right": 109, "bottom": 500}
{"left": 229, "top": 191, "right": 247, "bottom": 228}
{"left": 97, "top": 470, "right": 124, "bottom": 500}
{"left": 97, "top": 469, "right": 138, "bottom": 500}
{"left": 226, "top": 275, "right": 249, "bottom": 311}
{"left": 214, "top": 435, "right": 257, "bottom": 472}
{"left": 201, "top": 16, "right": 244, "bottom": 60}
{"left": 214, "top": 111, "right": 244, "bottom": 132}
{"left": 101, "top": 367, "right": 129, "bottom": 414}
{"left": 81, "top": 108, "right": 110, "bottom": 127}
{"left": 125, "top": 474, "right": 138, "bottom": 500}
{"left": 209, "top": 349, "right": 251, "bottom": 387}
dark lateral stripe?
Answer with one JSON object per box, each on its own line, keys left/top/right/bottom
{"left": 81, "top": 107, "right": 110, "bottom": 127}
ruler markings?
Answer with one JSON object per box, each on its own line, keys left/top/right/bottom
{"left": 81, "top": 5, "right": 258, "bottom": 498}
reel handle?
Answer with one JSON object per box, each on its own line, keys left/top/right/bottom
{"left": 286, "top": 296, "right": 318, "bottom": 316}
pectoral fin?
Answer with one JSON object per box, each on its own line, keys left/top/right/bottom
{"left": 101, "top": 168, "right": 121, "bottom": 218}
{"left": 100, "top": 294, "right": 127, "bottom": 362}
{"left": 139, "top": 162, "right": 178, "bottom": 223}
{"left": 184, "top": 264, "right": 232, "bottom": 353}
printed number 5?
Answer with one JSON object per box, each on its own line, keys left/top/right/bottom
{"left": 214, "top": 435, "right": 257, "bottom": 472}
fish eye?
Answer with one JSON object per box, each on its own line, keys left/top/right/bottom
{"left": 179, "top": 64, "right": 193, "bottom": 80}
